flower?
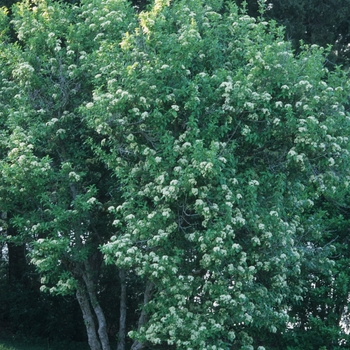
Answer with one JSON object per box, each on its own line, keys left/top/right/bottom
{"left": 249, "top": 180, "right": 259, "bottom": 186}
{"left": 288, "top": 149, "right": 297, "bottom": 157}
{"left": 69, "top": 172, "right": 80, "bottom": 181}
{"left": 241, "top": 125, "right": 251, "bottom": 135}
{"left": 275, "top": 101, "right": 283, "bottom": 107}
{"left": 195, "top": 199, "right": 204, "bottom": 206}
{"left": 87, "top": 197, "right": 97, "bottom": 204}
{"left": 244, "top": 102, "right": 254, "bottom": 109}
{"left": 126, "top": 134, "right": 134, "bottom": 141}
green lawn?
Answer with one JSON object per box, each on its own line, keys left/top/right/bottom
{"left": 0, "top": 338, "right": 90, "bottom": 350}
{"left": 0, "top": 340, "right": 42, "bottom": 350}
{"left": 0, "top": 345, "right": 13, "bottom": 350}
{"left": 0, "top": 343, "right": 36, "bottom": 350}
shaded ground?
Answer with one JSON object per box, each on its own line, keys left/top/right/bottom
{"left": 0, "top": 335, "right": 90, "bottom": 350}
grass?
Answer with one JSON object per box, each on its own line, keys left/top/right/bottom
{"left": 0, "top": 345, "right": 14, "bottom": 350}
{"left": 0, "top": 337, "right": 90, "bottom": 350}
{"left": 0, "top": 339, "right": 43, "bottom": 350}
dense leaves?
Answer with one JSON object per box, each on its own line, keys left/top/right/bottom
{"left": 84, "top": 0, "right": 350, "bottom": 348}
{"left": 1, "top": 0, "right": 350, "bottom": 349}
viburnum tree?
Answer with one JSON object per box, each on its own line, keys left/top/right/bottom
{"left": 1, "top": 0, "right": 350, "bottom": 349}
{"left": 84, "top": 0, "right": 350, "bottom": 349}
{"left": 0, "top": 1, "right": 135, "bottom": 350}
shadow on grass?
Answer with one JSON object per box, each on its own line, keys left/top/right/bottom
{"left": 0, "top": 337, "right": 90, "bottom": 350}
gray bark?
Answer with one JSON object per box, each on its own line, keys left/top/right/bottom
{"left": 83, "top": 262, "right": 111, "bottom": 350}
{"left": 117, "top": 268, "right": 127, "bottom": 350}
{"left": 69, "top": 181, "right": 110, "bottom": 350}
{"left": 130, "top": 281, "right": 154, "bottom": 350}
{"left": 76, "top": 283, "right": 102, "bottom": 350}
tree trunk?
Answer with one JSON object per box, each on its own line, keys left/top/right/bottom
{"left": 8, "top": 242, "right": 26, "bottom": 283}
{"left": 130, "top": 281, "right": 154, "bottom": 350}
{"left": 76, "top": 282, "right": 102, "bottom": 350}
{"left": 83, "top": 262, "right": 111, "bottom": 350}
{"left": 117, "top": 268, "right": 127, "bottom": 350}
{"left": 6, "top": 215, "right": 27, "bottom": 285}
{"left": 68, "top": 183, "right": 110, "bottom": 350}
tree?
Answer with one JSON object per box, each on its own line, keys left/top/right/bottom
{"left": 237, "top": 0, "right": 350, "bottom": 67}
{"left": 1, "top": 0, "right": 350, "bottom": 349}
{"left": 82, "top": 0, "right": 350, "bottom": 348}
{"left": 0, "top": 0, "right": 135, "bottom": 349}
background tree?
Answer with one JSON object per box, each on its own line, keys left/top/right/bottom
{"left": 237, "top": 0, "right": 350, "bottom": 67}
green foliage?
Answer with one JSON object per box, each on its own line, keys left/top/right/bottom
{"left": 0, "top": 0, "right": 132, "bottom": 295}
{"left": 81, "top": 0, "right": 350, "bottom": 348}
{"left": 0, "top": 7, "right": 10, "bottom": 41}
{"left": 1, "top": 0, "right": 350, "bottom": 349}
{"left": 0, "top": 0, "right": 135, "bottom": 346}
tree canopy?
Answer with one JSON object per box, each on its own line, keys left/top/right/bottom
{"left": 1, "top": 0, "right": 350, "bottom": 349}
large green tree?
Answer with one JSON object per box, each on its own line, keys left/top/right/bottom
{"left": 1, "top": 0, "right": 350, "bottom": 349}
{"left": 0, "top": 1, "right": 135, "bottom": 349}
{"left": 82, "top": 0, "right": 350, "bottom": 349}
